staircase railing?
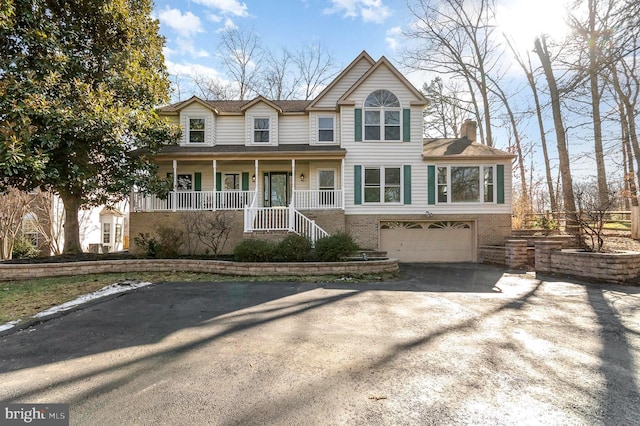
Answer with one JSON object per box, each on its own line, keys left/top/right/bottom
{"left": 243, "top": 204, "right": 329, "bottom": 246}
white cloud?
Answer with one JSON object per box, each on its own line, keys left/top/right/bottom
{"left": 194, "top": 0, "right": 249, "bottom": 17}
{"left": 324, "top": 0, "right": 391, "bottom": 24}
{"left": 166, "top": 61, "right": 226, "bottom": 81}
{"left": 208, "top": 13, "right": 223, "bottom": 23}
{"left": 216, "top": 18, "right": 238, "bottom": 32}
{"left": 176, "top": 38, "right": 210, "bottom": 58}
{"left": 158, "top": 8, "right": 203, "bottom": 38}
{"left": 385, "top": 26, "right": 402, "bottom": 51}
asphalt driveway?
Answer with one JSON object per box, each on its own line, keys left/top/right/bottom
{"left": 1, "top": 264, "right": 639, "bottom": 425}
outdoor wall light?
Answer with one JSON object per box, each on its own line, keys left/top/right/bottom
{"left": 300, "top": 173, "right": 305, "bottom": 182}
{"left": 252, "top": 174, "right": 256, "bottom": 182}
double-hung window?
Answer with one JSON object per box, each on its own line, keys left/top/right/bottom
{"left": 103, "top": 223, "right": 111, "bottom": 245}
{"left": 188, "top": 118, "right": 205, "bottom": 143}
{"left": 364, "top": 90, "right": 401, "bottom": 141}
{"left": 318, "top": 116, "right": 334, "bottom": 142}
{"left": 364, "top": 166, "right": 402, "bottom": 203}
{"left": 254, "top": 118, "right": 270, "bottom": 143}
{"left": 435, "top": 166, "right": 495, "bottom": 203}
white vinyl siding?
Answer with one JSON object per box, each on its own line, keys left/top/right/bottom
{"left": 215, "top": 116, "right": 244, "bottom": 145}
{"left": 245, "top": 103, "right": 278, "bottom": 146}
{"left": 279, "top": 115, "right": 309, "bottom": 144}
{"left": 313, "top": 58, "right": 373, "bottom": 108}
{"left": 179, "top": 104, "right": 215, "bottom": 146}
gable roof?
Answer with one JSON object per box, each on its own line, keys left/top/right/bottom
{"left": 337, "top": 56, "right": 428, "bottom": 106}
{"left": 305, "top": 50, "right": 376, "bottom": 110}
{"left": 159, "top": 97, "right": 311, "bottom": 115}
{"left": 422, "top": 137, "right": 515, "bottom": 160}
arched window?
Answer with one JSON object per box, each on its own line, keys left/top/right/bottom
{"left": 364, "top": 90, "right": 401, "bottom": 141}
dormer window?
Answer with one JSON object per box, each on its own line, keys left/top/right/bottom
{"left": 188, "top": 118, "right": 205, "bottom": 143}
{"left": 318, "top": 116, "right": 335, "bottom": 143}
{"left": 254, "top": 118, "right": 270, "bottom": 143}
{"left": 364, "top": 90, "right": 400, "bottom": 141}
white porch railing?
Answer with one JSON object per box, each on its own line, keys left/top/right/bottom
{"left": 293, "top": 190, "right": 343, "bottom": 210}
{"left": 243, "top": 205, "right": 329, "bottom": 246}
{"left": 133, "top": 190, "right": 343, "bottom": 212}
{"left": 132, "top": 191, "right": 255, "bottom": 211}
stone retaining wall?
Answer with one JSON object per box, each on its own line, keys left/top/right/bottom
{"left": 0, "top": 258, "right": 399, "bottom": 282}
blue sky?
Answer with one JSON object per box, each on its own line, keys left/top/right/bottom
{"left": 153, "top": 0, "right": 570, "bottom": 101}
{"left": 153, "top": 0, "right": 415, "bottom": 98}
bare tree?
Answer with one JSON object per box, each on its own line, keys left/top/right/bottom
{"left": 0, "top": 188, "right": 34, "bottom": 260}
{"left": 534, "top": 35, "right": 579, "bottom": 231}
{"left": 259, "top": 48, "right": 300, "bottom": 100}
{"left": 184, "top": 211, "right": 232, "bottom": 256}
{"left": 574, "top": 180, "right": 618, "bottom": 252}
{"left": 218, "top": 27, "right": 263, "bottom": 100}
{"left": 192, "top": 72, "right": 237, "bottom": 100}
{"left": 422, "top": 77, "right": 472, "bottom": 138}
{"left": 294, "top": 43, "right": 339, "bottom": 100}
{"left": 505, "top": 37, "right": 558, "bottom": 214}
{"left": 403, "top": 0, "right": 500, "bottom": 146}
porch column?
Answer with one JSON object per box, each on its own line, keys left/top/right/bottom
{"left": 213, "top": 160, "right": 217, "bottom": 211}
{"left": 291, "top": 159, "right": 296, "bottom": 206}
{"left": 172, "top": 160, "right": 177, "bottom": 212}
{"left": 341, "top": 158, "right": 345, "bottom": 210}
{"left": 254, "top": 159, "right": 259, "bottom": 206}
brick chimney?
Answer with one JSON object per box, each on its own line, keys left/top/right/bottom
{"left": 460, "top": 119, "right": 477, "bottom": 142}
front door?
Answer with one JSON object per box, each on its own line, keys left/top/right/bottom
{"left": 264, "top": 172, "right": 290, "bottom": 207}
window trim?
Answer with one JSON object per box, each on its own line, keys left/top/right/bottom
{"left": 362, "top": 165, "right": 403, "bottom": 204}
{"left": 253, "top": 117, "right": 271, "bottom": 144}
{"left": 317, "top": 115, "right": 335, "bottom": 143}
{"left": 434, "top": 165, "right": 496, "bottom": 204}
{"left": 363, "top": 90, "right": 402, "bottom": 142}
{"left": 186, "top": 116, "right": 207, "bottom": 144}
{"left": 176, "top": 173, "right": 193, "bottom": 191}
{"left": 102, "top": 222, "right": 111, "bottom": 245}
{"left": 223, "top": 172, "right": 241, "bottom": 191}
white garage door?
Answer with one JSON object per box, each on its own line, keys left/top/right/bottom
{"left": 380, "top": 221, "right": 475, "bottom": 262}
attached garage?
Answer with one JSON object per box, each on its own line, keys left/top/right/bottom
{"left": 379, "top": 221, "right": 476, "bottom": 262}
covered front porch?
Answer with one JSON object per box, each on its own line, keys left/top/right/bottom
{"left": 131, "top": 158, "right": 345, "bottom": 212}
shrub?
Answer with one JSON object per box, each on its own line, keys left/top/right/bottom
{"left": 12, "top": 235, "right": 40, "bottom": 259}
{"left": 234, "top": 239, "right": 275, "bottom": 262}
{"left": 133, "top": 233, "right": 159, "bottom": 258}
{"left": 273, "top": 234, "right": 312, "bottom": 261}
{"left": 155, "top": 226, "right": 185, "bottom": 258}
{"left": 313, "top": 232, "right": 358, "bottom": 262}
{"left": 133, "top": 226, "right": 185, "bottom": 258}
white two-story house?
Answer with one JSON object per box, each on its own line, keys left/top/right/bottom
{"left": 130, "top": 51, "right": 514, "bottom": 262}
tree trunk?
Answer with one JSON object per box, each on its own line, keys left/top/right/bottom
{"left": 59, "top": 191, "right": 83, "bottom": 254}
{"left": 588, "top": 0, "right": 608, "bottom": 204}
{"left": 529, "top": 70, "right": 558, "bottom": 213}
{"left": 534, "top": 36, "right": 579, "bottom": 232}
{"left": 620, "top": 103, "right": 638, "bottom": 206}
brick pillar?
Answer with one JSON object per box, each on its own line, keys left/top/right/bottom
{"left": 505, "top": 239, "right": 528, "bottom": 269}
{"left": 535, "top": 241, "right": 563, "bottom": 273}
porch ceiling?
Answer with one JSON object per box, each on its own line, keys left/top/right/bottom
{"left": 149, "top": 144, "right": 347, "bottom": 161}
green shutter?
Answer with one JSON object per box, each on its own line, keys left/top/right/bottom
{"left": 403, "top": 165, "right": 411, "bottom": 204}
{"left": 354, "top": 165, "right": 362, "bottom": 205}
{"left": 497, "top": 165, "right": 505, "bottom": 204}
{"left": 427, "top": 165, "right": 435, "bottom": 205}
{"left": 215, "top": 172, "right": 222, "bottom": 191}
{"left": 194, "top": 172, "right": 202, "bottom": 191}
{"left": 242, "top": 172, "right": 249, "bottom": 191}
{"left": 403, "top": 109, "right": 411, "bottom": 142}
{"left": 354, "top": 108, "right": 362, "bottom": 142}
